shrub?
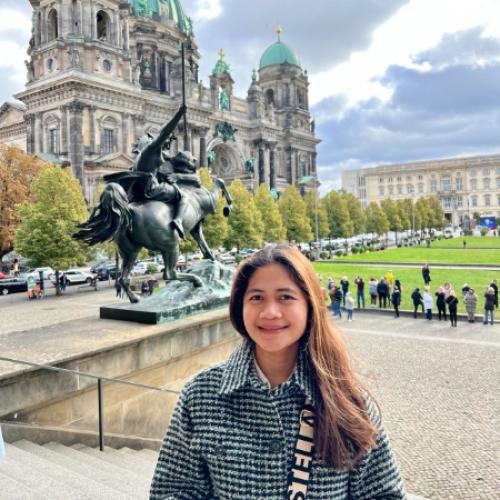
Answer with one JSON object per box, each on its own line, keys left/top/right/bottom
{"left": 147, "top": 263, "right": 158, "bottom": 274}
{"left": 320, "top": 251, "right": 329, "bottom": 260}
{"left": 480, "top": 227, "right": 488, "bottom": 236}
{"left": 351, "top": 246, "right": 360, "bottom": 254}
{"left": 335, "top": 250, "right": 343, "bottom": 257}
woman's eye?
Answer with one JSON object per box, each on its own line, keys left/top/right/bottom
{"left": 248, "top": 295, "right": 263, "bottom": 301}
{"left": 279, "top": 294, "right": 295, "bottom": 301}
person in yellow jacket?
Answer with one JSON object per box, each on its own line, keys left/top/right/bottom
{"left": 387, "top": 270, "right": 395, "bottom": 289}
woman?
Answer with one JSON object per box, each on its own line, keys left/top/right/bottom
{"left": 463, "top": 288, "right": 477, "bottom": 323}
{"left": 435, "top": 287, "right": 447, "bottom": 321}
{"left": 391, "top": 286, "right": 401, "bottom": 318}
{"left": 423, "top": 286, "right": 433, "bottom": 321}
{"left": 368, "top": 277, "right": 378, "bottom": 306}
{"left": 483, "top": 287, "right": 495, "bottom": 325}
{"left": 150, "top": 246, "right": 405, "bottom": 499}
{"left": 446, "top": 290, "right": 459, "bottom": 327}
{"left": 411, "top": 287, "right": 423, "bottom": 318}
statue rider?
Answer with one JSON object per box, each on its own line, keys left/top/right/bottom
{"left": 105, "top": 104, "right": 198, "bottom": 239}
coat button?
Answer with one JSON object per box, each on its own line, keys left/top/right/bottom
{"left": 269, "top": 439, "right": 282, "bottom": 453}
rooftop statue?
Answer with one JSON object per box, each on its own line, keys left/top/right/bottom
{"left": 74, "top": 105, "right": 233, "bottom": 303}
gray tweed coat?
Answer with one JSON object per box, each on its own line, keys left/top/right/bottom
{"left": 150, "top": 340, "right": 406, "bottom": 499}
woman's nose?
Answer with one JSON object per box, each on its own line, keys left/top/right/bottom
{"left": 260, "top": 300, "right": 282, "bottom": 318}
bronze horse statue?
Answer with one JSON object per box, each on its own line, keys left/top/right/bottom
{"left": 75, "top": 106, "right": 233, "bottom": 303}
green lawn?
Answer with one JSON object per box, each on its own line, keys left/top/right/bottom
{"left": 432, "top": 236, "right": 500, "bottom": 248}
{"left": 336, "top": 247, "right": 499, "bottom": 265}
{"left": 313, "top": 262, "right": 498, "bottom": 314}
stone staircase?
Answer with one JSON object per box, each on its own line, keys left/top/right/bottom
{"left": 0, "top": 440, "right": 158, "bottom": 499}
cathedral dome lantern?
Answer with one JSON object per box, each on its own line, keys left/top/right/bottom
{"left": 127, "top": 0, "right": 193, "bottom": 36}
{"left": 259, "top": 27, "right": 301, "bottom": 70}
{"left": 209, "top": 49, "right": 234, "bottom": 112}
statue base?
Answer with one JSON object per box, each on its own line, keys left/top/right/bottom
{"left": 100, "top": 260, "right": 235, "bottom": 324}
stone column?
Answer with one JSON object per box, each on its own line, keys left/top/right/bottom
{"left": 122, "top": 113, "right": 130, "bottom": 154}
{"left": 198, "top": 127, "right": 208, "bottom": 167}
{"left": 34, "top": 112, "right": 43, "bottom": 154}
{"left": 120, "top": 9, "right": 130, "bottom": 52}
{"left": 61, "top": 105, "right": 69, "bottom": 154}
{"left": 89, "top": 106, "right": 96, "bottom": 153}
{"left": 61, "top": 0, "right": 71, "bottom": 37}
{"left": 82, "top": 1, "right": 91, "bottom": 39}
{"left": 312, "top": 152, "right": 317, "bottom": 176}
{"left": 269, "top": 142, "right": 277, "bottom": 190}
{"left": 24, "top": 115, "right": 35, "bottom": 154}
{"left": 255, "top": 138, "right": 266, "bottom": 185}
{"left": 68, "top": 101, "right": 85, "bottom": 185}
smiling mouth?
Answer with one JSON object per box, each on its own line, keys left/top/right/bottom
{"left": 258, "top": 325, "right": 288, "bottom": 332}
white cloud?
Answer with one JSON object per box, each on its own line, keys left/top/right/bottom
{"left": 309, "top": 0, "right": 500, "bottom": 112}
{"left": 190, "top": 0, "right": 222, "bottom": 23}
{"left": 0, "top": 8, "right": 31, "bottom": 37}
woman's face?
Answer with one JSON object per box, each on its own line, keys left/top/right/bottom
{"left": 243, "top": 263, "right": 309, "bottom": 357}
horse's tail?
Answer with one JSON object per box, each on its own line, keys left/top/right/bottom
{"left": 74, "top": 183, "right": 131, "bottom": 245}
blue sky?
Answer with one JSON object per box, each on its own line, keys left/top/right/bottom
{"left": 1, "top": 0, "right": 500, "bottom": 191}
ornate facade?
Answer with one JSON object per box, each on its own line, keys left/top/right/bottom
{"left": 342, "top": 155, "right": 500, "bottom": 227}
{"left": 0, "top": 1, "right": 319, "bottom": 203}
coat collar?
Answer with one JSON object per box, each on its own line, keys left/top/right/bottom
{"left": 219, "top": 338, "right": 318, "bottom": 406}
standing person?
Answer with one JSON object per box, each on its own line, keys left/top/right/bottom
{"left": 435, "top": 287, "right": 447, "bottom": 321}
{"left": 340, "top": 276, "right": 349, "bottom": 306}
{"left": 386, "top": 270, "right": 394, "bottom": 290}
{"left": 483, "top": 287, "right": 496, "bottom": 325}
{"left": 463, "top": 240, "right": 467, "bottom": 249}
{"left": 443, "top": 282, "right": 453, "bottom": 300}
{"left": 354, "top": 276, "right": 365, "bottom": 308}
{"left": 332, "top": 286, "right": 343, "bottom": 318}
{"left": 38, "top": 270, "right": 45, "bottom": 298}
{"left": 489, "top": 279, "right": 498, "bottom": 309}
{"left": 411, "top": 288, "right": 424, "bottom": 318}
{"left": 60, "top": 273, "right": 67, "bottom": 293}
{"left": 446, "top": 290, "right": 459, "bottom": 327}
{"left": 150, "top": 246, "right": 406, "bottom": 499}
{"left": 12, "top": 258, "right": 19, "bottom": 277}
{"left": 377, "top": 277, "right": 389, "bottom": 309}
{"left": 464, "top": 288, "right": 478, "bottom": 323}
{"left": 327, "top": 277, "right": 335, "bottom": 293}
{"left": 345, "top": 291, "right": 355, "bottom": 321}
{"left": 422, "top": 263, "right": 431, "bottom": 285}
{"left": 368, "top": 277, "right": 378, "bottom": 307}
{"left": 461, "top": 283, "right": 470, "bottom": 300}
{"left": 423, "top": 287, "right": 433, "bottom": 321}
{"left": 391, "top": 286, "right": 401, "bottom": 318}
{"left": 141, "top": 279, "right": 149, "bottom": 296}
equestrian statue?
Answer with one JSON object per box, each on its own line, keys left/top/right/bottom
{"left": 74, "top": 105, "right": 233, "bottom": 303}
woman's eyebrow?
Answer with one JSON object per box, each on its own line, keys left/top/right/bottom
{"left": 246, "top": 287, "right": 298, "bottom": 294}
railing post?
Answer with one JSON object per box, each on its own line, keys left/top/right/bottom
{"left": 97, "top": 378, "right": 104, "bottom": 451}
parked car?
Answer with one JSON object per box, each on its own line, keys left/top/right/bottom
{"left": 97, "top": 264, "right": 119, "bottom": 281}
{"left": 50, "top": 269, "right": 94, "bottom": 286}
{"left": 22, "top": 267, "right": 56, "bottom": 281}
{"left": 131, "top": 261, "right": 159, "bottom": 276}
{"left": 216, "top": 253, "right": 236, "bottom": 264}
{"left": 90, "top": 260, "right": 114, "bottom": 273}
{"left": 0, "top": 277, "right": 28, "bottom": 295}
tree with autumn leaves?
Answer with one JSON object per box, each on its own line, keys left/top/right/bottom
{"left": 0, "top": 144, "right": 42, "bottom": 259}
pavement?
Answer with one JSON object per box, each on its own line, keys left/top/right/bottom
{"left": 0, "top": 287, "right": 499, "bottom": 499}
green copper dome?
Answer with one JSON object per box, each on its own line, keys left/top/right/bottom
{"left": 128, "top": 0, "right": 192, "bottom": 36}
{"left": 259, "top": 41, "right": 301, "bottom": 69}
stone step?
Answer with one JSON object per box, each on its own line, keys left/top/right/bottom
{"left": 72, "top": 444, "right": 156, "bottom": 479}
{"left": 7, "top": 441, "right": 128, "bottom": 500}
{"left": 2, "top": 443, "right": 84, "bottom": 500}
{"left": 44, "top": 441, "right": 151, "bottom": 498}
{"left": 0, "top": 470, "right": 48, "bottom": 500}
{"left": 14, "top": 440, "right": 137, "bottom": 499}
{"left": 119, "top": 446, "right": 159, "bottom": 470}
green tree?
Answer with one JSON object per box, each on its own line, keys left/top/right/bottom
{"left": 278, "top": 185, "right": 313, "bottom": 243}
{"left": 340, "top": 190, "right": 366, "bottom": 235}
{"left": 427, "top": 196, "right": 446, "bottom": 229}
{"left": 254, "top": 184, "right": 286, "bottom": 243}
{"left": 415, "top": 198, "right": 432, "bottom": 231}
{"left": 365, "top": 202, "right": 389, "bottom": 236}
{"left": 0, "top": 144, "right": 42, "bottom": 258}
{"left": 396, "top": 199, "right": 411, "bottom": 231}
{"left": 380, "top": 198, "right": 402, "bottom": 243}
{"left": 225, "top": 179, "right": 263, "bottom": 251}
{"left": 321, "top": 191, "right": 352, "bottom": 238}
{"left": 304, "top": 190, "right": 330, "bottom": 239}
{"left": 199, "top": 168, "right": 229, "bottom": 249}
{"left": 15, "top": 165, "right": 91, "bottom": 294}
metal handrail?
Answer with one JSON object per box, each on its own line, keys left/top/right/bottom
{"left": 0, "top": 355, "right": 180, "bottom": 451}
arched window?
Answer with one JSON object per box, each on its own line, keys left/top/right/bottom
{"left": 48, "top": 9, "right": 58, "bottom": 40}
{"left": 72, "top": 0, "right": 80, "bottom": 34}
{"left": 97, "top": 10, "right": 110, "bottom": 41}
{"left": 265, "top": 89, "right": 274, "bottom": 109}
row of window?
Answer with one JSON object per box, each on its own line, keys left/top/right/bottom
{"left": 378, "top": 177, "right": 500, "bottom": 196}
{"left": 378, "top": 167, "right": 500, "bottom": 185}
{"left": 48, "top": 128, "right": 115, "bottom": 154}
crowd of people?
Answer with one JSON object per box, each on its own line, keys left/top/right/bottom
{"left": 325, "top": 266, "right": 498, "bottom": 326}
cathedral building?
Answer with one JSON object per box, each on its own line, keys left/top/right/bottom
{"left": 0, "top": 0, "right": 319, "bottom": 203}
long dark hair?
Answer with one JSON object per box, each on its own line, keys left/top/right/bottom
{"left": 229, "top": 245, "right": 379, "bottom": 470}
